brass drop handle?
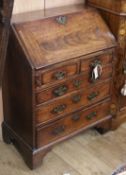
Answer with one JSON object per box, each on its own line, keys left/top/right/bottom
{"left": 53, "top": 71, "right": 66, "bottom": 80}
{"left": 72, "top": 114, "right": 80, "bottom": 121}
{"left": 91, "top": 60, "right": 102, "bottom": 82}
{"left": 52, "top": 125, "right": 65, "bottom": 136}
{"left": 53, "top": 85, "right": 68, "bottom": 97}
{"left": 72, "top": 94, "right": 81, "bottom": 103}
{"left": 86, "top": 112, "right": 97, "bottom": 120}
{"left": 73, "top": 79, "right": 82, "bottom": 88}
{"left": 88, "top": 92, "right": 99, "bottom": 101}
{"left": 51, "top": 104, "right": 67, "bottom": 114}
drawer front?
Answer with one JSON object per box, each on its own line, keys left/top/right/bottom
{"left": 36, "top": 64, "right": 112, "bottom": 104}
{"left": 36, "top": 100, "right": 111, "bottom": 148}
{"left": 35, "top": 61, "right": 79, "bottom": 87}
{"left": 81, "top": 53, "right": 112, "bottom": 73}
{"left": 35, "top": 80, "right": 111, "bottom": 124}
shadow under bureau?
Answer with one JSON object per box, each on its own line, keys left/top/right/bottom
{"left": 2, "top": 5, "right": 117, "bottom": 169}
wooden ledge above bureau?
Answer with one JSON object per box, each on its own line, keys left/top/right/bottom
{"left": 2, "top": 5, "right": 117, "bottom": 169}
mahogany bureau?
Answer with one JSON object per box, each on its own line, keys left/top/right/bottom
{"left": 2, "top": 5, "right": 116, "bottom": 169}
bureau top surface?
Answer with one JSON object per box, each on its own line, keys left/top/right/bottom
{"left": 13, "top": 6, "right": 116, "bottom": 69}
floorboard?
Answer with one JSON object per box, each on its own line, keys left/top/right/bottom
{"left": 0, "top": 124, "right": 126, "bottom": 174}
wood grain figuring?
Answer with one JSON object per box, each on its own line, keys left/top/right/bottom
{"left": 35, "top": 51, "right": 113, "bottom": 89}
{"left": 36, "top": 66, "right": 112, "bottom": 104}
{"left": 2, "top": 5, "right": 116, "bottom": 169}
{"left": 37, "top": 100, "right": 111, "bottom": 147}
{"left": 36, "top": 80, "right": 111, "bottom": 125}
{"left": 41, "top": 61, "right": 79, "bottom": 85}
{"left": 81, "top": 52, "right": 112, "bottom": 72}
{"left": 13, "top": 7, "right": 116, "bottom": 68}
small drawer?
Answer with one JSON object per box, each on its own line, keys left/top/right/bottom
{"left": 81, "top": 53, "right": 113, "bottom": 73}
{"left": 36, "top": 100, "right": 111, "bottom": 148}
{"left": 36, "top": 64, "right": 112, "bottom": 104}
{"left": 35, "top": 80, "right": 111, "bottom": 125}
{"left": 36, "top": 74, "right": 86, "bottom": 104}
{"left": 35, "top": 61, "right": 79, "bottom": 87}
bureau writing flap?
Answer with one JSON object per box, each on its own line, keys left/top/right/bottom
{"left": 13, "top": 6, "right": 116, "bottom": 69}
{"left": 0, "top": 0, "right": 14, "bottom": 86}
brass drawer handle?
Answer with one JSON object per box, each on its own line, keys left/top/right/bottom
{"left": 72, "top": 114, "right": 80, "bottom": 121}
{"left": 91, "top": 59, "right": 102, "bottom": 82}
{"left": 88, "top": 92, "right": 99, "bottom": 101}
{"left": 86, "top": 112, "right": 97, "bottom": 120}
{"left": 72, "top": 94, "right": 81, "bottom": 103}
{"left": 53, "top": 85, "right": 68, "bottom": 97}
{"left": 52, "top": 125, "right": 65, "bottom": 136}
{"left": 56, "top": 16, "right": 67, "bottom": 25}
{"left": 51, "top": 104, "right": 67, "bottom": 114}
{"left": 53, "top": 71, "right": 66, "bottom": 80}
{"left": 73, "top": 79, "right": 82, "bottom": 88}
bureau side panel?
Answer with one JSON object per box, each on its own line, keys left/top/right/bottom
{"left": 2, "top": 28, "right": 34, "bottom": 147}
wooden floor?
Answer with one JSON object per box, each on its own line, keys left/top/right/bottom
{"left": 0, "top": 87, "right": 126, "bottom": 175}
{"left": 1, "top": 126, "right": 126, "bottom": 175}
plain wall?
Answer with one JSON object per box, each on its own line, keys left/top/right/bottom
{"left": 13, "top": 0, "right": 84, "bottom": 14}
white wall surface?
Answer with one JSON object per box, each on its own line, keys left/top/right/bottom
{"left": 13, "top": 0, "right": 84, "bottom": 14}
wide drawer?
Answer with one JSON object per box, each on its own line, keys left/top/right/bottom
{"left": 35, "top": 60, "right": 79, "bottom": 88}
{"left": 36, "top": 100, "right": 111, "bottom": 148}
{"left": 81, "top": 52, "right": 112, "bottom": 72}
{"left": 35, "top": 80, "right": 111, "bottom": 125}
{"left": 36, "top": 64, "right": 112, "bottom": 104}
